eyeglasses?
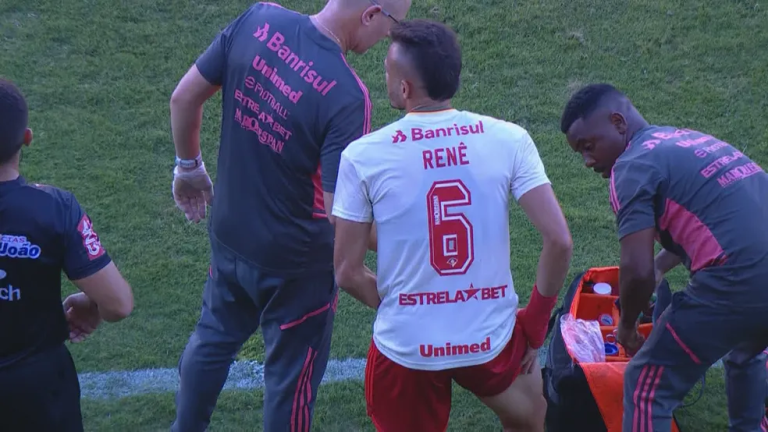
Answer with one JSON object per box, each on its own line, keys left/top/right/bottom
{"left": 369, "top": 0, "right": 399, "bottom": 24}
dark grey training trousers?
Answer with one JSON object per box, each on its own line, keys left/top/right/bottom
{"left": 623, "top": 288, "right": 768, "bottom": 432}
{"left": 172, "top": 239, "right": 337, "bottom": 432}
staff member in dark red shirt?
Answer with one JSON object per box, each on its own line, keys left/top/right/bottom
{"left": 0, "top": 79, "right": 135, "bottom": 432}
{"left": 168, "top": 1, "right": 411, "bottom": 431}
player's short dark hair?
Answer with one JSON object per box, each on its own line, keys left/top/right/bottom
{"left": 389, "top": 19, "right": 462, "bottom": 102}
{"left": 0, "top": 79, "right": 29, "bottom": 164}
{"left": 560, "top": 83, "right": 625, "bottom": 134}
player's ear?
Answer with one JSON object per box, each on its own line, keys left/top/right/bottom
{"left": 361, "top": 6, "right": 378, "bottom": 25}
{"left": 22, "top": 128, "right": 33, "bottom": 147}
{"left": 609, "top": 112, "right": 627, "bottom": 135}
{"left": 401, "top": 79, "right": 411, "bottom": 99}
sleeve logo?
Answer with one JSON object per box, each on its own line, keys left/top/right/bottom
{"left": 253, "top": 22, "right": 270, "bottom": 42}
{"left": 78, "top": 215, "right": 106, "bottom": 260}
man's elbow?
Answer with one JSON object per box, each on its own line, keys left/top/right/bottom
{"left": 544, "top": 231, "right": 573, "bottom": 258}
{"left": 170, "top": 88, "right": 188, "bottom": 111}
{"left": 334, "top": 256, "right": 363, "bottom": 291}
{"left": 620, "top": 259, "right": 655, "bottom": 288}
{"left": 334, "top": 263, "right": 354, "bottom": 290}
{"left": 102, "top": 294, "right": 134, "bottom": 322}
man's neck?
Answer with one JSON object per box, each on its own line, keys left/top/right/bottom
{"left": 311, "top": 11, "right": 350, "bottom": 53}
{"left": 625, "top": 117, "right": 650, "bottom": 146}
{"left": 0, "top": 166, "right": 20, "bottom": 182}
{"left": 406, "top": 99, "right": 453, "bottom": 114}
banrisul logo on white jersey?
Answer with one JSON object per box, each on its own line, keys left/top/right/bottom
{"left": 0, "top": 234, "right": 41, "bottom": 259}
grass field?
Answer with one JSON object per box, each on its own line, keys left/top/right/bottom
{"left": 2, "top": 0, "right": 767, "bottom": 430}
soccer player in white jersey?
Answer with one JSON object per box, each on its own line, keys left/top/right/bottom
{"left": 332, "top": 19, "right": 573, "bottom": 432}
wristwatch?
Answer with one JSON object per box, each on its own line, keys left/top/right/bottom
{"left": 175, "top": 154, "right": 202, "bottom": 169}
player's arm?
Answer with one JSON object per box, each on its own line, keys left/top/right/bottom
{"left": 654, "top": 248, "right": 681, "bottom": 285}
{"left": 71, "top": 263, "right": 134, "bottom": 322}
{"left": 613, "top": 160, "right": 664, "bottom": 330}
{"left": 518, "top": 185, "right": 573, "bottom": 298}
{"left": 320, "top": 92, "right": 378, "bottom": 251}
{"left": 511, "top": 132, "right": 573, "bottom": 349}
{"left": 332, "top": 151, "right": 380, "bottom": 310}
{"left": 368, "top": 223, "right": 378, "bottom": 252}
{"left": 63, "top": 197, "right": 134, "bottom": 322}
{"left": 170, "top": 65, "right": 220, "bottom": 160}
{"left": 170, "top": 5, "right": 252, "bottom": 160}
{"left": 170, "top": 20, "right": 231, "bottom": 161}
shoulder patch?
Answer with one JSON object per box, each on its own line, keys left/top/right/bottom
{"left": 77, "top": 214, "right": 106, "bottom": 261}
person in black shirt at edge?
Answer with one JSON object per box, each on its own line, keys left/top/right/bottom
{"left": 0, "top": 78, "right": 135, "bottom": 432}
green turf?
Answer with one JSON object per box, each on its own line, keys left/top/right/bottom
{"left": 78, "top": 369, "right": 729, "bottom": 431}
{"left": 1, "top": 0, "right": 767, "bottom": 430}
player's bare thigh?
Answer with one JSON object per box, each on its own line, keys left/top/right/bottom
{"left": 478, "top": 368, "right": 546, "bottom": 432}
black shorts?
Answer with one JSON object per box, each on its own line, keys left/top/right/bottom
{"left": 0, "top": 343, "right": 83, "bottom": 432}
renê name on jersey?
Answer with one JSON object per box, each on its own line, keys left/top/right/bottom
{"left": 0, "top": 235, "right": 41, "bottom": 259}
{"left": 399, "top": 284, "right": 507, "bottom": 306}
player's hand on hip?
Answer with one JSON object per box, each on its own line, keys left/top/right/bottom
{"left": 516, "top": 306, "right": 548, "bottom": 350}
{"left": 172, "top": 162, "right": 214, "bottom": 223}
{"left": 520, "top": 346, "right": 539, "bottom": 374}
{"left": 63, "top": 292, "right": 102, "bottom": 343}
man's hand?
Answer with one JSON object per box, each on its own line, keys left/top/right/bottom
{"left": 63, "top": 292, "right": 102, "bottom": 343}
{"left": 519, "top": 346, "right": 539, "bottom": 374}
{"left": 173, "top": 163, "right": 214, "bottom": 223}
{"left": 516, "top": 285, "right": 559, "bottom": 350}
{"left": 617, "top": 321, "right": 645, "bottom": 357}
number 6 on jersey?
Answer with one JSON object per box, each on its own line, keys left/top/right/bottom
{"left": 426, "top": 180, "right": 474, "bottom": 276}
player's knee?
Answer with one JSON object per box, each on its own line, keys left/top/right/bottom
{"left": 724, "top": 347, "right": 763, "bottom": 367}
{"left": 499, "top": 394, "right": 546, "bottom": 432}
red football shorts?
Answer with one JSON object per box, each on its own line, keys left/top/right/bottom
{"left": 364, "top": 323, "right": 528, "bottom": 432}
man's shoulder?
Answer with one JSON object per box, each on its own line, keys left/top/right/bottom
{"left": 344, "top": 121, "right": 405, "bottom": 154}
{"left": 19, "top": 181, "right": 74, "bottom": 205}
{"left": 617, "top": 126, "right": 707, "bottom": 175}
{"left": 251, "top": 2, "right": 301, "bottom": 20}
{"left": 612, "top": 143, "right": 667, "bottom": 191}
{"left": 630, "top": 125, "right": 713, "bottom": 153}
{"left": 231, "top": 2, "right": 300, "bottom": 34}
{"left": 244, "top": 4, "right": 369, "bottom": 107}
{"left": 339, "top": 120, "right": 413, "bottom": 174}
{"left": 455, "top": 111, "right": 533, "bottom": 145}
{"left": 324, "top": 63, "right": 370, "bottom": 108}
{"left": 470, "top": 111, "right": 527, "bottom": 132}
{"left": 4, "top": 182, "right": 76, "bottom": 233}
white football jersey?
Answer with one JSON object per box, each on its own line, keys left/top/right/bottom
{"left": 332, "top": 109, "right": 551, "bottom": 371}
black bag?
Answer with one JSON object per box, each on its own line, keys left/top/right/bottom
{"left": 541, "top": 270, "right": 605, "bottom": 432}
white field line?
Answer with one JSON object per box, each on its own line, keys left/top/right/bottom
{"left": 78, "top": 347, "right": 723, "bottom": 400}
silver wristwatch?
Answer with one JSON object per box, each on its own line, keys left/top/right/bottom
{"left": 175, "top": 154, "right": 202, "bottom": 169}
